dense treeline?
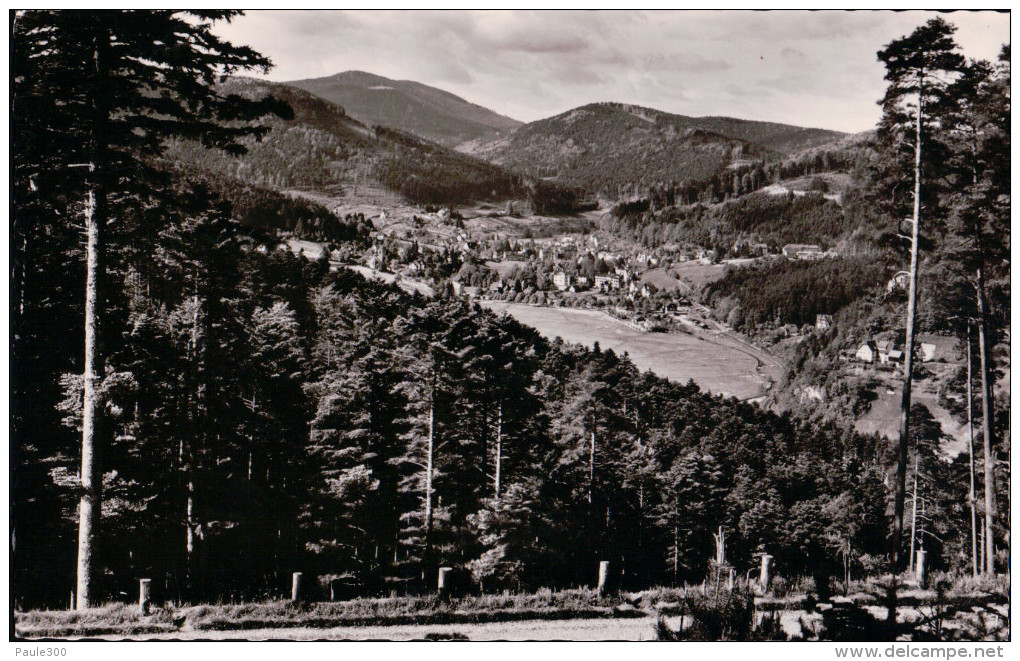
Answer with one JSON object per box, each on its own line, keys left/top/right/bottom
{"left": 171, "top": 168, "right": 373, "bottom": 244}
{"left": 604, "top": 192, "right": 851, "bottom": 252}
{"left": 370, "top": 126, "right": 525, "bottom": 205}
{"left": 703, "top": 257, "right": 890, "bottom": 333}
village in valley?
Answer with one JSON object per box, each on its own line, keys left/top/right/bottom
{"left": 289, "top": 192, "right": 844, "bottom": 339}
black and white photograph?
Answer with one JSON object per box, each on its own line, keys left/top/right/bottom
{"left": 10, "top": 8, "right": 1011, "bottom": 646}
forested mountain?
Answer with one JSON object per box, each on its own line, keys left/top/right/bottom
{"left": 605, "top": 191, "right": 858, "bottom": 251}
{"left": 166, "top": 78, "right": 582, "bottom": 211}
{"left": 466, "top": 102, "right": 846, "bottom": 199}
{"left": 686, "top": 116, "right": 846, "bottom": 154}
{"left": 704, "top": 257, "right": 891, "bottom": 332}
{"left": 288, "top": 70, "right": 522, "bottom": 147}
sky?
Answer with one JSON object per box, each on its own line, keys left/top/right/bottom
{"left": 214, "top": 10, "right": 1010, "bottom": 134}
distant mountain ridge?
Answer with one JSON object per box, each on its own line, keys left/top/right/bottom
{"left": 461, "top": 102, "right": 847, "bottom": 197}
{"left": 282, "top": 71, "right": 851, "bottom": 200}
{"left": 165, "top": 77, "right": 582, "bottom": 211}
{"left": 686, "top": 115, "right": 848, "bottom": 155}
{"left": 287, "top": 70, "right": 522, "bottom": 147}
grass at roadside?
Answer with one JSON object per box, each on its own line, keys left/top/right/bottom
{"left": 14, "top": 576, "right": 1009, "bottom": 640}
{"left": 14, "top": 588, "right": 645, "bottom": 638}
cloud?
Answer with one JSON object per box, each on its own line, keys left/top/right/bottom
{"left": 498, "top": 31, "right": 590, "bottom": 54}
{"left": 647, "top": 52, "right": 732, "bottom": 73}
{"left": 216, "top": 9, "right": 1011, "bottom": 133}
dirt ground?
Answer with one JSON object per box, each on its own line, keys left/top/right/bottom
{"left": 67, "top": 616, "right": 661, "bottom": 641}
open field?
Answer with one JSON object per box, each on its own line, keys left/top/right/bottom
{"left": 856, "top": 388, "right": 969, "bottom": 456}
{"left": 640, "top": 267, "right": 691, "bottom": 293}
{"left": 670, "top": 260, "right": 731, "bottom": 287}
{"left": 480, "top": 302, "right": 768, "bottom": 399}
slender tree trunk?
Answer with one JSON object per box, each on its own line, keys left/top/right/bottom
{"left": 892, "top": 85, "right": 924, "bottom": 569}
{"left": 425, "top": 398, "right": 434, "bottom": 530}
{"left": 976, "top": 268, "right": 996, "bottom": 574}
{"left": 909, "top": 452, "right": 919, "bottom": 572}
{"left": 77, "top": 186, "right": 103, "bottom": 610}
{"left": 185, "top": 475, "right": 197, "bottom": 590}
{"left": 494, "top": 400, "right": 502, "bottom": 500}
{"left": 672, "top": 517, "right": 679, "bottom": 584}
{"left": 76, "top": 28, "right": 111, "bottom": 611}
{"left": 588, "top": 423, "right": 596, "bottom": 505}
{"left": 185, "top": 292, "right": 205, "bottom": 598}
{"left": 423, "top": 373, "right": 436, "bottom": 580}
{"left": 967, "top": 325, "right": 979, "bottom": 578}
{"left": 980, "top": 524, "right": 985, "bottom": 570}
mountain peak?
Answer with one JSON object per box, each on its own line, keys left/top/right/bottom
{"left": 287, "top": 71, "right": 520, "bottom": 147}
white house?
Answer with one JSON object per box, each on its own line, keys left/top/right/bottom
{"left": 782, "top": 244, "right": 831, "bottom": 260}
{"left": 856, "top": 341, "right": 878, "bottom": 364}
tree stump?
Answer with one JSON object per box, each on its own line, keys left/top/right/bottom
{"left": 597, "top": 561, "right": 610, "bottom": 596}
{"left": 915, "top": 549, "right": 927, "bottom": 588}
{"left": 138, "top": 578, "right": 151, "bottom": 615}
{"left": 438, "top": 567, "right": 453, "bottom": 599}
{"left": 760, "top": 554, "right": 774, "bottom": 592}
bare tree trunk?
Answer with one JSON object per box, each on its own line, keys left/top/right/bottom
{"left": 494, "top": 400, "right": 502, "bottom": 500}
{"left": 967, "top": 325, "right": 979, "bottom": 577}
{"left": 425, "top": 399, "right": 434, "bottom": 530}
{"left": 909, "top": 452, "right": 919, "bottom": 573}
{"left": 672, "top": 518, "right": 679, "bottom": 584}
{"left": 892, "top": 86, "right": 924, "bottom": 569}
{"left": 76, "top": 29, "right": 111, "bottom": 611}
{"left": 976, "top": 269, "right": 996, "bottom": 574}
{"left": 980, "top": 524, "right": 985, "bottom": 570}
{"left": 77, "top": 187, "right": 103, "bottom": 610}
{"left": 185, "top": 475, "right": 199, "bottom": 591}
{"left": 184, "top": 292, "right": 208, "bottom": 598}
{"left": 422, "top": 373, "right": 436, "bottom": 581}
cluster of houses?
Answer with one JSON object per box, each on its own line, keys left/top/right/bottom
{"left": 552, "top": 269, "right": 652, "bottom": 298}
{"left": 781, "top": 244, "right": 838, "bottom": 261}
{"left": 854, "top": 338, "right": 938, "bottom": 365}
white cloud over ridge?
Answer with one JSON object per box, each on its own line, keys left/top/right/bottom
{"left": 215, "top": 9, "right": 1010, "bottom": 133}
